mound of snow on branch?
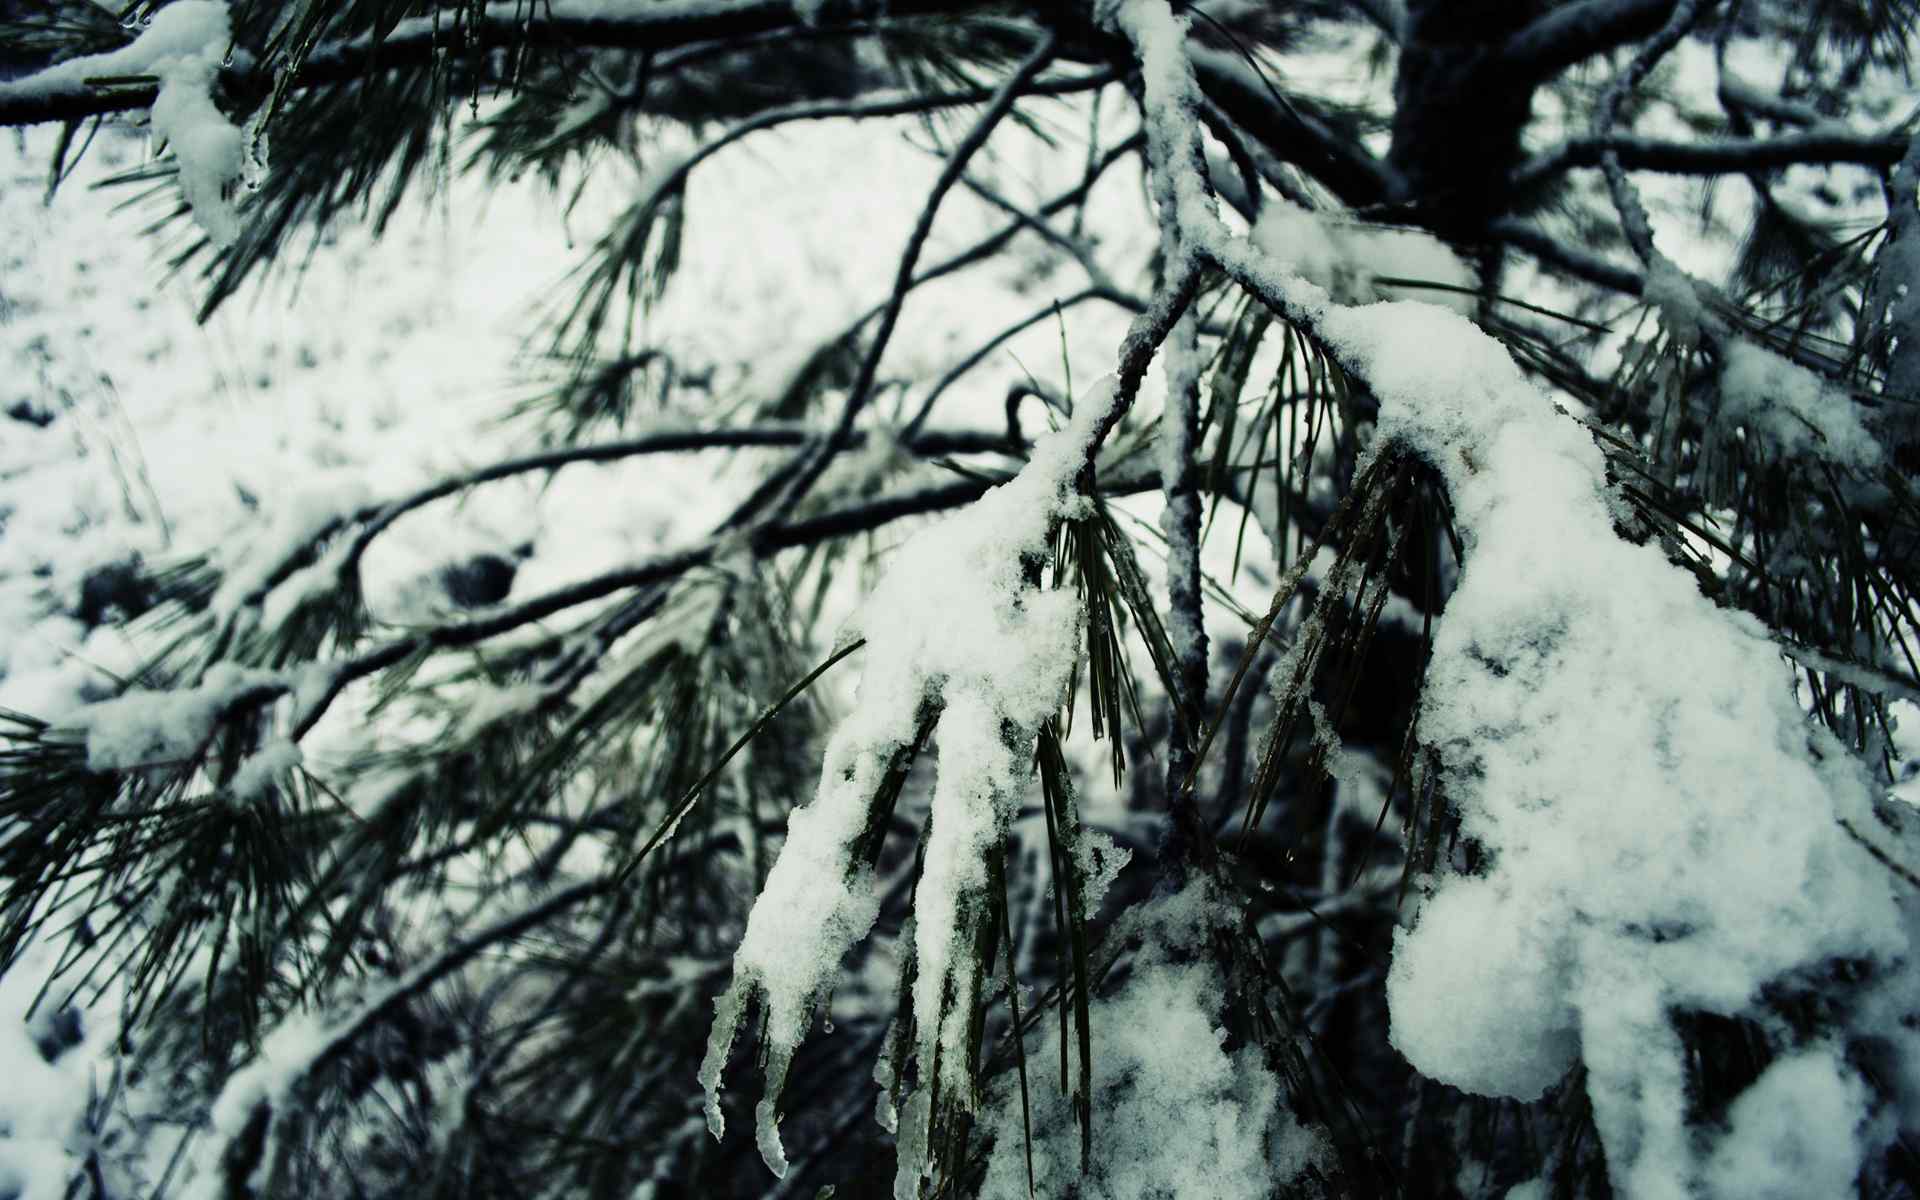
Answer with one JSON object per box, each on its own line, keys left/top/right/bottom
{"left": 976, "top": 886, "right": 1335, "bottom": 1200}
{"left": 1115, "top": 0, "right": 1918, "bottom": 1189}
{"left": 702, "top": 378, "right": 1119, "bottom": 1183}
{"left": 1318, "top": 294, "right": 1912, "bottom": 1195}
{"left": 1251, "top": 199, "right": 1478, "bottom": 315}
{"left": 0, "top": 1, "right": 251, "bottom": 246}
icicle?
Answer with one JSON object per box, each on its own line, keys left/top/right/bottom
{"left": 697, "top": 980, "right": 746, "bottom": 1142}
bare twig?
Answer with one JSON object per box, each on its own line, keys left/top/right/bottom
{"left": 766, "top": 32, "right": 1061, "bottom": 521}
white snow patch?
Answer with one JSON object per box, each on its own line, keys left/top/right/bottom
{"left": 1307, "top": 293, "right": 1905, "bottom": 1189}
{"left": 977, "top": 885, "right": 1334, "bottom": 1199}
{"left": 702, "top": 377, "right": 1119, "bottom": 1180}
{"left": 180, "top": 1007, "right": 332, "bottom": 1200}
{"left": 1090, "top": 11, "right": 1913, "bottom": 1189}
{"left": 258, "top": 539, "right": 352, "bottom": 631}
{"left": 452, "top": 681, "right": 549, "bottom": 742}
{"left": 1071, "top": 827, "right": 1130, "bottom": 914}
{"left": 229, "top": 736, "right": 302, "bottom": 802}
{"left": 76, "top": 662, "right": 286, "bottom": 770}
{"left": 1718, "top": 340, "right": 1883, "bottom": 470}
{"left": 0, "top": 948, "right": 122, "bottom": 1200}
{"left": 212, "top": 478, "right": 370, "bottom": 619}
{"left": 1157, "top": 308, "right": 1204, "bottom": 676}
{"left": 0, "top": 1, "right": 251, "bottom": 246}
{"left": 1252, "top": 199, "right": 1478, "bottom": 315}
{"left": 1704, "top": 1046, "right": 1870, "bottom": 1200}
{"left": 1641, "top": 256, "right": 1703, "bottom": 347}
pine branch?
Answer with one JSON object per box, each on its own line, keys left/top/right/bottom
{"left": 900, "top": 285, "right": 1132, "bottom": 436}
{"left": 12, "top": 0, "right": 1920, "bottom": 1192}
{"left": 1716, "top": 72, "right": 1831, "bottom": 127}
{"left": 218, "top": 424, "right": 1016, "bottom": 619}
{"left": 1188, "top": 43, "right": 1398, "bottom": 207}
{"left": 952, "top": 170, "right": 1130, "bottom": 299}
{"left": 0, "top": 0, "right": 1006, "bottom": 127}
{"left": 1593, "top": 0, "right": 1748, "bottom": 269}
{"left": 1490, "top": 216, "right": 1649, "bottom": 294}
{"left": 544, "top": 65, "right": 1112, "bottom": 368}
{"left": 1500, "top": 0, "right": 1683, "bottom": 83}
{"left": 199, "top": 877, "right": 612, "bottom": 1198}
{"left": 767, "top": 31, "right": 1060, "bottom": 521}
{"left": 1513, "top": 126, "right": 1910, "bottom": 188}
{"left": 792, "top": 131, "right": 1146, "bottom": 395}
{"left": 262, "top": 465, "right": 1157, "bottom": 739}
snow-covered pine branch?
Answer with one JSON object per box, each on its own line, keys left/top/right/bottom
{"left": 2, "top": 0, "right": 1919, "bottom": 1196}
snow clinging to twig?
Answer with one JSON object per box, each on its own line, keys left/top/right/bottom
{"left": 0, "top": 1, "right": 253, "bottom": 247}
{"left": 1313, "top": 292, "right": 1907, "bottom": 1195}
{"left": 179, "top": 1009, "right": 331, "bottom": 1200}
{"left": 75, "top": 662, "right": 286, "bottom": 770}
{"left": 1717, "top": 339, "right": 1883, "bottom": 470}
{"left": 1111, "top": 1, "right": 1914, "bottom": 1187}
{"left": 1252, "top": 199, "right": 1478, "bottom": 314}
{"left": 977, "top": 886, "right": 1335, "bottom": 1199}
{"left": 212, "top": 477, "right": 371, "bottom": 620}
{"left": 701, "top": 378, "right": 1120, "bottom": 1180}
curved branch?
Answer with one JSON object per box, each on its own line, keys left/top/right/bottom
{"left": 0, "top": 0, "right": 993, "bottom": 126}
{"left": 767, "top": 31, "right": 1060, "bottom": 518}
{"left": 1589, "top": 0, "right": 1712, "bottom": 304}
{"left": 222, "top": 424, "right": 1010, "bottom": 615}
{"left": 1490, "top": 217, "right": 1647, "bottom": 294}
{"left": 954, "top": 171, "right": 1132, "bottom": 298}
{"left": 580, "top": 66, "right": 1114, "bottom": 253}
{"left": 1513, "top": 127, "right": 1908, "bottom": 190}
{"left": 289, "top": 464, "right": 1161, "bottom": 737}
{"left": 202, "top": 876, "right": 611, "bottom": 1197}
{"left": 1716, "top": 73, "right": 1828, "bottom": 128}
{"left": 900, "top": 285, "right": 1133, "bottom": 436}
{"left": 332, "top": 425, "right": 1017, "bottom": 577}
{"left": 1187, "top": 44, "right": 1398, "bottom": 207}
{"left": 1500, "top": 0, "right": 1681, "bottom": 84}
{"left": 820, "top": 131, "right": 1146, "bottom": 348}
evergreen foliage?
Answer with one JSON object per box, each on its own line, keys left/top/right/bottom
{"left": 2, "top": 0, "right": 1920, "bottom": 1196}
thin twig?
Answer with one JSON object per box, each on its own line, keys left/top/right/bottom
{"left": 766, "top": 31, "right": 1061, "bottom": 522}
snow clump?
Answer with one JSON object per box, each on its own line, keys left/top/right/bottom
{"left": 977, "top": 886, "right": 1335, "bottom": 1200}
{"left": 702, "top": 377, "right": 1121, "bottom": 1182}
{"left": 75, "top": 662, "right": 286, "bottom": 770}
{"left": 1718, "top": 339, "right": 1883, "bottom": 470}
{"left": 1252, "top": 199, "right": 1478, "bottom": 315}
{"left": 0, "top": 1, "right": 252, "bottom": 246}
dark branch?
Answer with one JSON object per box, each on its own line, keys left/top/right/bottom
{"left": 0, "top": 0, "right": 995, "bottom": 126}
{"left": 291, "top": 464, "right": 1158, "bottom": 737}
{"left": 1188, "top": 45, "right": 1398, "bottom": 207}
{"left": 233, "top": 424, "right": 1016, "bottom": 614}
{"left": 1514, "top": 127, "right": 1909, "bottom": 189}
{"left": 768, "top": 32, "right": 1059, "bottom": 518}
{"left": 901, "top": 286, "right": 1132, "bottom": 436}
{"left": 1500, "top": 0, "right": 1681, "bottom": 83}
{"left": 1490, "top": 217, "right": 1647, "bottom": 293}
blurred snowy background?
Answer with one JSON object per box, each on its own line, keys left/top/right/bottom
{"left": 0, "top": 100, "right": 1166, "bottom": 1194}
